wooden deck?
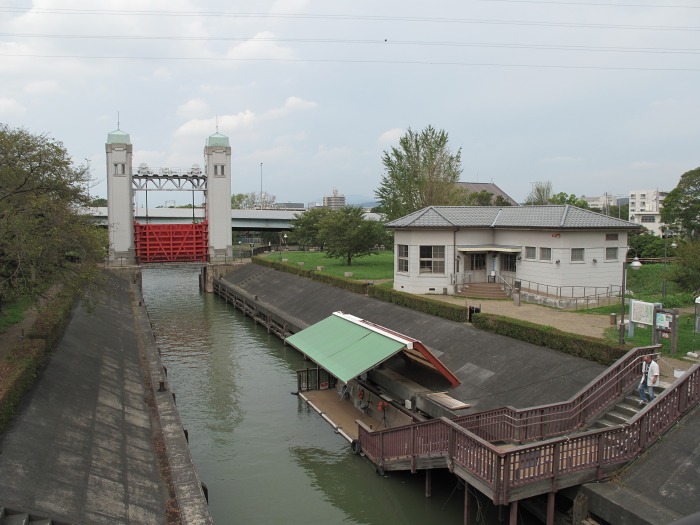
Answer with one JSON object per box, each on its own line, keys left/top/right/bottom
{"left": 300, "top": 389, "right": 401, "bottom": 442}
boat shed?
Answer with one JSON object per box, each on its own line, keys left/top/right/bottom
{"left": 285, "top": 311, "right": 460, "bottom": 388}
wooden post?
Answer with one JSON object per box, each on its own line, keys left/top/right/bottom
{"left": 671, "top": 308, "right": 680, "bottom": 354}
{"left": 463, "top": 482, "right": 471, "bottom": 525}
{"left": 547, "top": 492, "right": 555, "bottom": 525}
{"left": 509, "top": 500, "right": 518, "bottom": 525}
{"left": 425, "top": 469, "right": 432, "bottom": 498}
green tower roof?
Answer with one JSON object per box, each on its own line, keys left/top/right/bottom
{"left": 107, "top": 129, "right": 131, "bottom": 144}
{"left": 206, "top": 132, "right": 230, "bottom": 148}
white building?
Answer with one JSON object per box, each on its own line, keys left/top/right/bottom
{"left": 628, "top": 189, "right": 668, "bottom": 236}
{"left": 323, "top": 188, "right": 346, "bottom": 209}
{"left": 386, "top": 205, "right": 641, "bottom": 300}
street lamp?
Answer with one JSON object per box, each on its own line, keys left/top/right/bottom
{"left": 238, "top": 241, "right": 242, "bottom": 262}
{"left": 662, "top": 227, "right": 678, "bottom": 300}
{"left": 279, "top": 233, "right": 287, "bottom": 260}
{"left": 619, "top": 249, "right": 643, "bottom": 345}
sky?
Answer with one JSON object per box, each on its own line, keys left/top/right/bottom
{"left": 1, "top": 1, "right": 698, "bottom": 207}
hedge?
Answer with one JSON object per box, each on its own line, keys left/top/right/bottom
{"left": 0, "top": 283, "right": 81, "bottom": 434}
{"left": 471, "top": 313, "right": 627, "bottom": 365}
{"left": 368, "top": 286, "right": 469, "bottom": 322}
{"left": 254, "top": 256, "right": 370, "bottom": 294}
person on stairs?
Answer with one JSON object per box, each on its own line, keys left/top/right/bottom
{"left": 638, "top": 354, "right": 659, "bottom": 406}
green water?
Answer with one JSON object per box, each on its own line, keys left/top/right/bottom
{"left": 141, "top": 267, "right": 493, "bottom": 524}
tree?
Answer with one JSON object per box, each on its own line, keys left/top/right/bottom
{"left": 289, "top": 207, "right": 333, "bottom": 249}
{"left": 375, "top": 126, "right": 464, "bottom": 221}
{"left": 317, "top": 206, "right": 389, "bottom": 266}
{"left": 524, "top": 181, "right": 553, "bottom": 205}
{"left": 549, "top": 192, "right": 590, "bottom": 209}
{"left": 0, "top": 125, "right": 106, "bottom": 308}
{"left": 670, "top": 240, "right": 700, "bottom": 294}
{"left": 90, "top": 197, "right": 108, "bottom": 207}
{"left": 231, "top": 192, "right": 259, "bottom": 209}
{"left": 464, "top": 190, "right": 495, "bottom": 206}
{"left": 661, "top": 167, "right": 700, "bottom": 239}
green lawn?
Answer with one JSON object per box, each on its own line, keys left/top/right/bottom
{"left": 0, "top": 297, "right": 32, "bottom": 334}
{"left": 264, "top": 250, "right": 395, "bottom": 280}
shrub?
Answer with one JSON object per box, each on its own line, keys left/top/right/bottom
{"left": 472, "top": 313, "right": 626, "bottom": 365}
{"left": 368, "top": 286, "right": 469, "bottom": 322}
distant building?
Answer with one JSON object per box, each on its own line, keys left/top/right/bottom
{"left": 628, "top": 189, "right": 668, "bottom": 236}
{"left": 456, "top": 182, "right": 519, "bottom": 206}
{"left": 323, "top": 189, "right": 346, "bottom": 209}
{"left": 272, "top": 202, "right": 306, "bottom": 210}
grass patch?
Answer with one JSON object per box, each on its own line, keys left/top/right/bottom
{"left": 0, "top": 297, "right": 34, "bottom": 334}
{"left": 263, "top": 250, "right": 394, "bottom": 280}
{"left": 603, "top": 312, "right": 700, "bottom": 356}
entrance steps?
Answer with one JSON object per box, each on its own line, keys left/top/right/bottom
{"left": 457, "top": 282, "right": 509, "bottom": 299}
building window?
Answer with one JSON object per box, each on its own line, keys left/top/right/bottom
{"left": 419, "top": 245, "right": 445, "bottom": 274}
{"left": 606, "top": 247, "right": 618, "bottom": 261}
{"left": 113, "top": 163, "right": 126, "bottom": 175}
{"left": 539, "top": 247, "right": 551, "bottom": 261}
{"left": 501, "top": 253, "right": 517, "bottom": 272}
{"left": 397, "top": 244, "right": 408, "bottom": 273}
{"left": 605, "top": 233, "right": 618, "bottom": 241}
{"left": 641, "top": 216, "right": 656, "bottom": 223}
{"left": 525, "top": 246, "right": 536, "bottom": 259}
{"left": 571, "top": 248, "right": 585, "bottom": 262}
{"left": 214, "top": 164, "right": 225, "bottom": 177}
{"left": 470, "top": 253, "right": 486, "bottom": 271}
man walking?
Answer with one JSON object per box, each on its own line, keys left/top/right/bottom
{"left": 638, "top": 354, "right": 659, "bottom": 405}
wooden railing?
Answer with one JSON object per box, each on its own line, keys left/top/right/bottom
{"left": 454, "top": 346, "right": 657, "bottom": 444}
{"left": 357, "top": 348, "right": 700, "bottom": 505}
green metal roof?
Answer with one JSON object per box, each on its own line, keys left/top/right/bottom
{"left": 206, "top": 132, "right": 230, "bottom": 147}
{"left": 106, "top": 129, "right": 131, "bottom": 144}
{"left": 286, "top": 314, "right": 406, "bottom": 383}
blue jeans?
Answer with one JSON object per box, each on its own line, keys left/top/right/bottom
{"left": 638, "top": 381, "right": 655, "bottom": 402}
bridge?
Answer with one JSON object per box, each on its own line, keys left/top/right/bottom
{"left": 88, "top": 207, "right": 299, "bottom": 231}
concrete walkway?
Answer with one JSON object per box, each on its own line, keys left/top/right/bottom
{"left": 0, "top": 272, "right": 211, "bottom": 524}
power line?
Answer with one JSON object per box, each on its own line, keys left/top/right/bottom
{"left": 478, "top": 0, "right": 700, "bottom": 8}
{"left": 1, "top": 52, "right": 698, "bottom": 71}
{"left": 0, "top": 7, "right": 698, "bottom": 32}
{"left": 1, "top": 32, "right": 698, "bottom": 55}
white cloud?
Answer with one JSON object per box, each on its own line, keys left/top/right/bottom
{"left": 225, "top": 32, "right": 298, "bottom": 62}
{"left": 540, "top": 156, "right": 584, "bottom": 165}
{"left": 264, "top": 96, "right": 317, "bottom": 120}
{"left": 25, "top": 80, "right": 59, "bottom": 94}
{"left": 177, "top": 99, "right": 210, "bottom": 119}
{"left": 377, "top": 128, "right": 404, "bottom": 146}
{"left": 0, "top": 98, "right": 26, "bottom": 117}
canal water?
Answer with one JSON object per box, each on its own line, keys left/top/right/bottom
{"left": 141, "top": 267, "right": 491, "bottom": 524}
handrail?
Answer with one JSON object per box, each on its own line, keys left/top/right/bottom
{"left": 453, "top": 345, "right": 660, "bottom": 443}
{"left": 357, "top": 347, "right": 700, "bottom": 505}
{"left": 496, "top": 274, "right": 513, "bottom": 295}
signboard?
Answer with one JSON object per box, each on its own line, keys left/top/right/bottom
{"left": 630, "top": 300, "right": 656, "bottom": 326}
{"left": 656, "top": 312, "right": 673, "bottom": 330}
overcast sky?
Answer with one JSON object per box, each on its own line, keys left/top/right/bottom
{"left": 1, "top": 1, "right": 698, "bottom": 206}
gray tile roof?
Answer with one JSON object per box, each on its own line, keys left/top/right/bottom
{"left": 386, "top": 205, "right": 642, "bottom": 230}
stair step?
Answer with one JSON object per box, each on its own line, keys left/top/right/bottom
{"left": 3, "top": 514, "right": 29, "bottom": 525}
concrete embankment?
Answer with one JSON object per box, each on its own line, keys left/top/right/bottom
{"left": 0, "top": 271, "right": 212, "bottom": 524}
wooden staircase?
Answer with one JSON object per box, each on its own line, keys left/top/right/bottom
{"left": 588, "top": 384, "right": 666, "bottom": 430}
{"left": 458, "top": 282, "right": 509, "bottom": 299}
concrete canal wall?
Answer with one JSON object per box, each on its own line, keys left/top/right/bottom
{"left": 0, "top": 270, "right": 212, "bottom": 525}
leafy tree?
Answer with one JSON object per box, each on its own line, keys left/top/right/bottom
{"left": 289, "top": 207, "right": 333, "bottom": 249}
{"left": 90, "top": 197, "right": 108, "bottom": 207}
{"left": 524, "top": 181, "right": 553, "bottom": 205}
{"left": 628, "top": 231, "right": 674, "bottom": 258}
{"left": 670, "top": 240, "right": 700, "bottom": 294}
{"left": 0, "top": 125, "right": 106, "bottom": 308}
{"left": 661, "top": 167, "right": 700, "bottom": 239}
{"left": 493, "top": 195, "right": 513, "bottom": 207}
{"left": 464, "top": 190, "right": 495, "bottom": 206}
{"left": 317, "top": 206, "right": 388, "bottom": 266}
{"left": 550, "top": 192, "right": 590, "bottom": 209}
{"left": 607, "top": 203, "right": 629, "bottom": 221}
{"left": 231, "top": 192, "right": 276, "bottom": 209}
{"left": 375, "top": 126, "right": 464, "bottom": 221}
